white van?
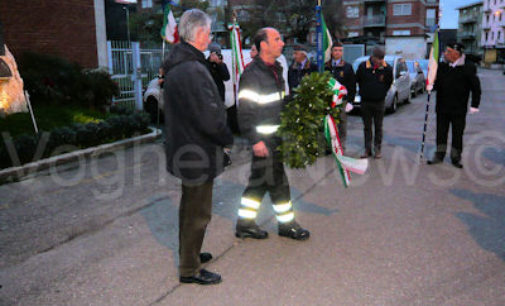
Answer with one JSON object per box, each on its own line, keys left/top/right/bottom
{"left": 143, "top": 49, "right": 290, "bottom": 120}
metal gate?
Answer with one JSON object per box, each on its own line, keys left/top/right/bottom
{"left": 107, "top": 41, "right": 168, "bottom": 110}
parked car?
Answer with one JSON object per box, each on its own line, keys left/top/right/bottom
{"left": 352, "top": 55, "right": 411, "bottom": 113}
{"left": 417, "top": 59, "right": 429, "bottom": 79}
{"left": 143, "top": 49, "right": 289, "bottom": 122}
{"left": 406, "top": 60, "right": 426, "bottom": 97}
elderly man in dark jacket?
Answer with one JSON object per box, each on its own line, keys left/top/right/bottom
{"left": 163, "top": 9, "right": 233, "bottom": 285}
{"left": 356, "top": 46, "right": 393, "bottom": 159}
{"left": 428, "top": 42, "right": 481, "bottom": 168}
{"left": 287, "top": 44, "right": 318, "bottom": 93}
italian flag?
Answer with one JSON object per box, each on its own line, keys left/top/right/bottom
{"left": 322, "top": 15, "right": 333, "bottom": 62}
{"left": 228, "top": 22, "right": 245, "bottom": 106}
{"left": 426, "top": 29, "right": 439, "bottom": 92}
{"left": 161, "top": 3, "right": 179, "bottom": 44}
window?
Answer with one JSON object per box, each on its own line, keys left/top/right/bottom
{"left": 499, "top": 31, "right": 502, "bottom": 41}
{"left": 346, "top": 6, "right": 359, "bottom": 18}
{"left": 393, "top": 4, "right": 412, "bottom": 16}
{"left": 393, "top": 30, "right": 411, "bottom": 36}
{"left": 492, "top": 31, "right": 495, "bottom": 40}
{"left": 141, "top": 0, "right": 152, "bottom": 8}
{"left": 426, "top": 9, "right": 436, "bottom": 26}
{"left": 485, "top": 32, "right": 489, "bottom": 41}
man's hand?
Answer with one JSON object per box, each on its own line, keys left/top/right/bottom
{"left": 345, "top": 103, "right": 354, "bottom": 113}
{"left": 209, "top": 52, "right": 222, "bottom": 64}
{"left": 469, "top": 107, "right": 479, "bottom": 114}
{"left": 253, "top": 141, "right": 269, "bottom": 157}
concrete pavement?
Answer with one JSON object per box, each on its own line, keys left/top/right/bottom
{"left": 0, "top": 69, "right": 504, "bottom": 305}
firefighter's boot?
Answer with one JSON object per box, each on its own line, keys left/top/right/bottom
{"left": 278, "top": 220, "right": 310, "bottom": 240}
{"left": 235, "top": 219, "right": 268, "bottom": 239}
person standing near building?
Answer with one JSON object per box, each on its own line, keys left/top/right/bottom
{"left": 428, "top": 42, "right": 481, "bottom": 168}
{"left": 325, "top": 41, "right": 356, "bottom": 152}
{"left": 356, "top": 46, "right": 393, "bottom": 159}
{"left": 163, "top": 9, "right": 233, "bottom": 285}
{"left": 235, "top": 27, "right": 310, "bottom": 241}
{"left": 287, "top": 44, "right": 318, "bottom": 93}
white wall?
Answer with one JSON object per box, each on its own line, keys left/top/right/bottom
{"left": 385, "top": 37, "right": 427, "bottom": 60}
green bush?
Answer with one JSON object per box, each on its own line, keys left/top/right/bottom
{"left": 0, "top": 112, "right": 152, "bottom": 170}
{"left": 18, "top": 52, "right": 119, "bottom": 111}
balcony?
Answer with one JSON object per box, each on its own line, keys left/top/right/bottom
{"left": 459, "top": 32, "right": 476, "bottom": 40}
{"left": 459, "top": 14, "right": 478, "bottom": 24}
{"left": 482, "top": 23, "right": 491, "bottom": 30}
{"left": 363, "top": 0, "right": 385, "bottom": 3}
{"left": 363, "top": 15, "right": 386, "bottom": 27}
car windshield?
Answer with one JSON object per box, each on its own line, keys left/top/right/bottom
{"left": 406, "top": 61, "right": 416, "bottom": 73}
{"left": 418, "top": 60, "right": 428, "bottom": 71}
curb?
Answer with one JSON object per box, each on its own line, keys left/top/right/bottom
{"left": 0, "top": 127, "right": 163, "bottom": 183}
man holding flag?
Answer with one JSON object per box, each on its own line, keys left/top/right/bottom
{"left": 427, "top": 42, "right": 481, "bottom": 168}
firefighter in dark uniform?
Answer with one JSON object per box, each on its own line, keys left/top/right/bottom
{"left": 325, "top": 41, "right": 356, "bottom": 152}
{"left": 235, "top": 27, "right": 310, "bottom": 241}
{"left": 428, "top": 42, "right": 481, "bottom": 168}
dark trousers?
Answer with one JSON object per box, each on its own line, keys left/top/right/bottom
{"left": 361, "top": 100, "right": 385, "bottom": 154}
{"left": 435, "top": 112, "right": 466, "bottom": 162}
{"left": 226, "top": 104, "right": 240, "bottom": 134}
{"left": 338, "top": 101, "right": 348, "bottom": 152}
{"left": 179, "top": 180, "right": 213, "bottom": 277}
{"left": 242, "top": 148, "right": 290, "bottom": 207}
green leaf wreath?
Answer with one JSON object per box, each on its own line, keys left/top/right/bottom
{"left": 278, "top": 71, "right": 341, "bottom": 168}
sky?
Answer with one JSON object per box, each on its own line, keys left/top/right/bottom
{"left": 440, "top": 0, "right": 482, "bottom": 29}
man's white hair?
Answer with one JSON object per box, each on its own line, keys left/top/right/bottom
{"left": 178, "top": 9, "right": 211, "bottom": 42}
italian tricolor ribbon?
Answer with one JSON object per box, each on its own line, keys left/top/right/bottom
{"left": 324, "top": 113, "right": 368, "bottom": 188}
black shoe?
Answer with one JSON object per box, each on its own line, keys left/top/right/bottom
{"left": 427, "top": 158, "right": 442, "bottom": 165}
{"left": 374, "top": 152, "right": 382, "bottom": 159}
{"left": 199, "top": 252, "right": 212, "bottom": 263}
{"left": 360, "top": 151, "right": 372, "bottom": 159}
{"left": 180, "top": 269, "right": 222, "bottom": 285}
{"left": 235, "top": 220, "right": 268, "bottom": 239}
{"left": 278, "top": 221, "right": 310, "bottom": 241}
{"left": 452, "top": 161, "right": 463, "bottom": 169}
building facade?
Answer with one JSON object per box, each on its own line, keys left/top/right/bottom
{"left": 342, "top": 0, "right": 439, "bottom": 59}
{"left": 0, "top": 0, "right": 108, "bottom": 68}
{"left": 481, "top": 0, "right": 505, "bottom": 64}
{"left": 457, "top": 2, "right": 483, "bottom": 57}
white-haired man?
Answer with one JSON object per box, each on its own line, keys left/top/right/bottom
{"left": 163, "top": 9, "right": 233, "bottom": 285}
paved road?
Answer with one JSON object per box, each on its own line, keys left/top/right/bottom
{"left": 1, "top": 69, "right": 504, "bottom": 305}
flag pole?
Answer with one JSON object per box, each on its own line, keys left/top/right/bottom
{"left": 315, "top": 0, "right": 323, "bottom": 72}
{"left": 419, "top": 28, "right": 439, "bottom": 162}
{"left": 419, "top": 92, "right": 431, "bottom": 161}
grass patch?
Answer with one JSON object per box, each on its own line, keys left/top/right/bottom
{"left": 0, "top": 105, "right": 108, "bottom": 137}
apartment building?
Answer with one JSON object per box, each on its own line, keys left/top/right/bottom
{"left": 481, "top": 0, "right": 505, "bottom": 64}
{"left": 0, "top": 0, "right": 108, "bottom": 68}
{"left": 342, "top": 0, "right": 439, "bottom": 59}
{"left": 457, "top": 2, "right": 483, "bottom": 57}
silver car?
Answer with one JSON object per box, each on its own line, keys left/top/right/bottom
{"left": 352, "top": 55, "right": 411, "bottom": 113}
{"left": 406, "top": 60, "right": 426, "bottom": 97}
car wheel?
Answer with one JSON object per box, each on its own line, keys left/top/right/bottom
{"left": 388, "top": 95, "right": 398, "bottom": 113}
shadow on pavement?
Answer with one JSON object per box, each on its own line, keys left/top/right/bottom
{"left": 452, "top": 188, "right": 505, "bottom": 262}
{"left": 139, "top": 180, "right": 338, "bottom": 268}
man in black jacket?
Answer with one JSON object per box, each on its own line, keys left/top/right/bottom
{"left": 163, "top": 9, "right": 233, "bottom": 285}
{"left": 356, "top": 46, "right": 393, "bottom": 159}
{"left": 287, "top": 44, "right": 318, "bottom": 93}
{"left": 235, "top": 27, "right": 310, "bottom": 241}
{"left": 206, "top": 43, "right": 239, "bottom": 134}
{"left": 428, "top": 42, "right": 481, "bottom": 168}
{"left": 325, "top": 41, "right": 356, "bottom": 151}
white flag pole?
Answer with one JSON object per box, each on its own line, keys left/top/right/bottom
{"left": 24, "top": 91, "right": 38, "bottom": 134}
